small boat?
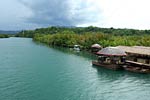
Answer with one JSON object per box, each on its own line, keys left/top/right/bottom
{"left": 92, "top": 60, "right": 123, "bottom": 70}
{"left": 73, "top": 45, "right": 80, "bottom": 51}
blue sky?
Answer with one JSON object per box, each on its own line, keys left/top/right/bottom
{"left": 0, "top": 0, "right": 150, "bottom": 30}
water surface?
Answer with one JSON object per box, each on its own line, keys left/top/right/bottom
{"left": 0, "top": 37, "right": 150, "bottom": 100}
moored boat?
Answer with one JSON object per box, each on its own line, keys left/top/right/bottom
{"left": 73, "top": 45, "right": 80, "bottom": 51}
{"left": 92, "top": 47, "right": 127, "bottom": 70}
{"left": 92, "top": 60, "right": 122, "bottom": 70}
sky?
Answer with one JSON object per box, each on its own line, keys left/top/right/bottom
{"left": 0, "top": 0, "right": 150, "bottom": 30}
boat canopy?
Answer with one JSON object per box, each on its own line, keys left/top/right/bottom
{"left": 97, "top": 47, "right": 127, "bottom": 56}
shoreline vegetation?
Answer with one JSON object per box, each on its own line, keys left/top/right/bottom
{"left": 15, "top": 26, "right": 150, "bottom": 49}
{"left": 0, "top": 34, "right": 9, "bottom": 38}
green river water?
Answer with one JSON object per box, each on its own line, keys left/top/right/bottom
{"left": 0, "top": 37, "right": 150, "bottom": 100}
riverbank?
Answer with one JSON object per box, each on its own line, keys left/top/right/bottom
{"left": 0, "top": 34, "right": 9, "bottom": 38}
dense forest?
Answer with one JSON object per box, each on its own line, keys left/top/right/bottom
{"left": 15, "top": 26, "right": 150, "bottom": 49}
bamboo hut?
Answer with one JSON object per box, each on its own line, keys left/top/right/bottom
{"left": 91, "top": 44, "right": 102, "bottom": 53}
{"left": 96, "top": 47, "right": 126, "bottom": 56}
{"left": 92, "top": 47, "right": 126, "bottom": 70}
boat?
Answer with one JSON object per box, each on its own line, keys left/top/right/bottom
{"left": 92, "top": 60, "right": 123, "bottom": 70}
{"left": 73, "top": 45, "right": 80, "bottom": 51}
{"left": 92, "top": 47, "right": 127, "bottom": 70}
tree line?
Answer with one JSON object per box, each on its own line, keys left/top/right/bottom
{"left": 15, "top": 26, "right": 150, "bottom": 49}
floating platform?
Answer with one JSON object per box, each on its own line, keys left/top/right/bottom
{"left": 123, "top": 60, "right": 150, "bottom": 74}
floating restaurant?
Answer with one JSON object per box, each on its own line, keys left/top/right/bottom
{"left": 92, "top": 46, "right": 150, "bottom": 73}
{"left": 92, "top": 47, "right": 126, "bottom": 70}
{"left": 117, "top": 46, "right": 150, "bottom": 73}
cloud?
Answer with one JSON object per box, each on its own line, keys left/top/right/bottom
{"left": 0, "top": 0, "right": 34, "bottom": 30}
{"left": 1, "top": 0, "right": 150, "bottom": 30}
{"left": 18, "top": 0, "right": 102, "bottom": 27}
{"left": 97, "top": 0, "right": 150, "bottom": 29}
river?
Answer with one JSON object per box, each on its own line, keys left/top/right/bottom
{"left": 0, "top": 37, "right": 150, "bottom": 100}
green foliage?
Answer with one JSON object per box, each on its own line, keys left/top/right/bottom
{"left": 33, "top": 32, "right": 150, "bottom": 49}
{"left": 15, "top": 30, "right": 35, "bottom": 38}
{"left": 15, "top": 26, "right": 150, "bottom": 49}
{"left": 0, "top": 34, "right": 9, "bottom": 38}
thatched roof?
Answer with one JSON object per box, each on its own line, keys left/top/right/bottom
{"left": 97, "top": 47, "right": 127, "bottom": 56}
{"left": 117, "top": 46, "right": 150, "bottom": 56}
{"left": 91, "top": 44, "right": 102, "bottom": 48}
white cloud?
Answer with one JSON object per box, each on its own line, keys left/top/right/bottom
{"left": 93, "top": 0, "right": 150, "bottom": 29}
{"left": 0, "top": 0, "right": 32, "bottom": 30}
{"left": 72, "top": 0, "right": 104, "bottom": 27}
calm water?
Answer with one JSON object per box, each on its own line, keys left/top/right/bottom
{"left": 0, "top": 37, "right": 150, "bottom": 100}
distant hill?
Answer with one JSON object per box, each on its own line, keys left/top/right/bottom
{"left": 0, "top": 30, "right": 20, "bottom": 34}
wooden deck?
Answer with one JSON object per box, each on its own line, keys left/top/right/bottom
{"left": 122, "top": 60, "right": 150, "bottom": 73}
{"left": 126, "top": 60, "right": 150, "bottom": 68}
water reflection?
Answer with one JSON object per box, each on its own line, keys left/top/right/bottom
{"left": 34, "top": 41, "right": 96, "bottom": 60}
{"left": 93, "top": 65, "right": 150, "bottom": 84}
{"left": 93, "top": 66, "right": 125, "bottom": 82}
